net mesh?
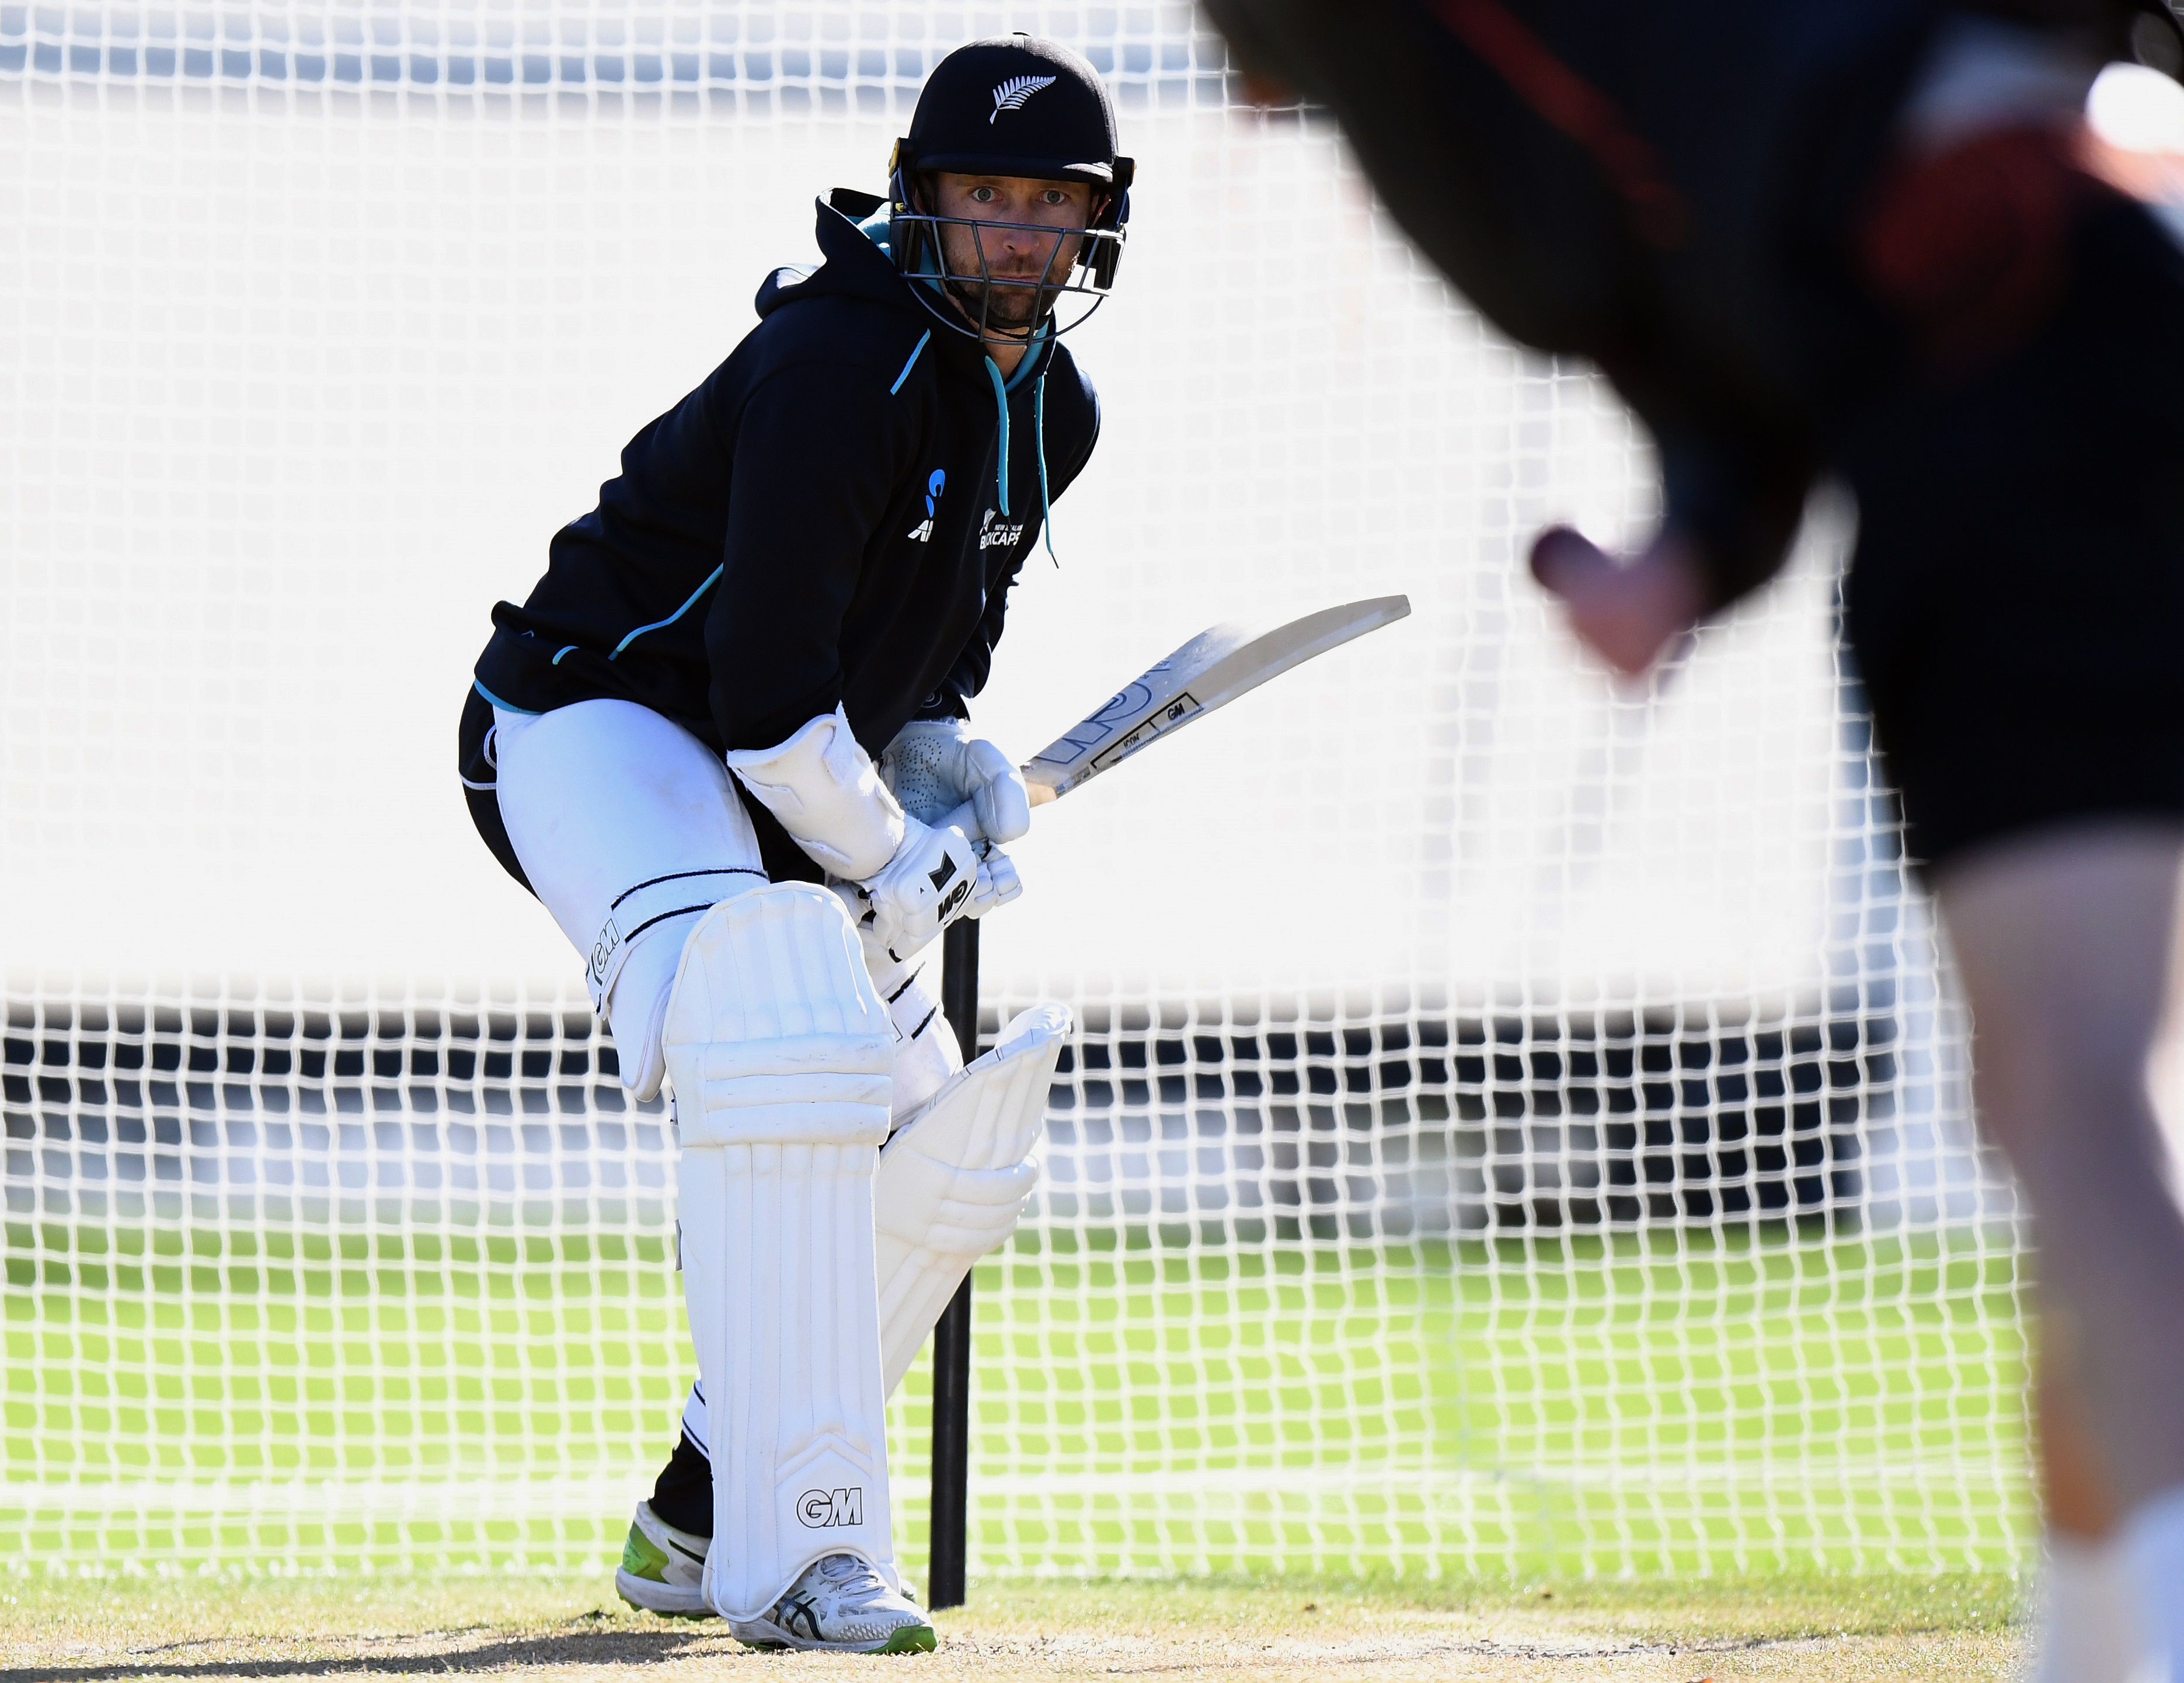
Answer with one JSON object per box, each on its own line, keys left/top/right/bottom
{"left": 2, "top": 1, "right": 2029, "bottom": 1581}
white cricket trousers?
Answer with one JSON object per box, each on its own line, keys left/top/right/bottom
{"left": 487, "top": 697, "right": 959, "bottom": 1112}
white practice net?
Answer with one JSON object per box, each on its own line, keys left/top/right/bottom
{"left": 2, "top": 1, "right": 2028, "bottom": 1581}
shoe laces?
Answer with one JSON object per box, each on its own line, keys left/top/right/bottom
{"left": 811, "top": 1552, "right": 894, "bottom": 1607}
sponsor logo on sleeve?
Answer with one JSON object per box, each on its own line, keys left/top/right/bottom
{"left": 907, "top": 468, "right": 945, "bottom": 542}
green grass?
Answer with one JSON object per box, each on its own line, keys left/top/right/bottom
{"left": 4, "top": 1220, "right": 2033, "bottom": 1578}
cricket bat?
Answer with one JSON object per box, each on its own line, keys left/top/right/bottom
{"left": 941, "top": 594, "right": 1411, "bottom": 836}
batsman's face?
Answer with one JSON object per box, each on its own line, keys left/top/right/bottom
{"left": 929, "top": 172, "right": 1096, "bottom": 335}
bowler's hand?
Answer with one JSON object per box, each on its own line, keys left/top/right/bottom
{"left": 1529, "top": 526, "right": 1709, "bottom": 677}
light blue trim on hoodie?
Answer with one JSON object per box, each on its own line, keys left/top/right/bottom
{"left": 472, "top": 679, "right": 539, "bottom": 716}
{"left": 610, "top": 564, "right": 725, "bottom": 659}
{"left": 890, "top": 329, "right": 933, "bottom": 395}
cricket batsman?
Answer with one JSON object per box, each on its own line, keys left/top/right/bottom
{"left": 1200, "top": 0, "right": 2184, "bottom": 1676}
{"left": 453, "top": 36, "right": 1132, "bottom": 1651}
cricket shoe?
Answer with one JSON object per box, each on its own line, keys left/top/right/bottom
{"left": 615, "top": 1500, "right": 715, "bottom": 1619}
{"left": 729, "top": 1552, "right": 938, "bottom": 1654}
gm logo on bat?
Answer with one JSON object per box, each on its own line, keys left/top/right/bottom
{"left": 1088, "top": 692, "right": 1202, "bottom": 774}
{"left": 798, "top": 1487, "right": 865, "bottom": 1528}
{"left": 1042, "top": 664, "right": 1175, "bottom": 766}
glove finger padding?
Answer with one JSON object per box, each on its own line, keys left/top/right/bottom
{"left": 960, "top": 739, "right": 1031, "bottom": 844}
{"left": 966, "top": 843, "right": 1023, "bottom": 918}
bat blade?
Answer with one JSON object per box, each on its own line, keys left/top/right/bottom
{"left": 1021, "top": 594, "right": 1411, "bottom": 801}
{"left": 936, "top": 597, "right": 1410, "bottom": 839}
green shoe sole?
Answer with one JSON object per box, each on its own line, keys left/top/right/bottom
{"left": 732, "top": 1625, "right": 936, "bottom": 1655}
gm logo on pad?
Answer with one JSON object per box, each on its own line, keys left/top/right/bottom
{"left": 797, "top": 1487, "right": 864, "bottom": 1528}
{"left": 586, "top": 917, "right": 621, "bottom": 990}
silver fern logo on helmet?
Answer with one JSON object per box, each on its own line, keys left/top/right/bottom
{"left": 989, "top": 74, "right": 1057, "bottom": 123}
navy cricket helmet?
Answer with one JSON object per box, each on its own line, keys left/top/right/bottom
{"left": 889, "top": 36, "right": 1135, "bottom": 341}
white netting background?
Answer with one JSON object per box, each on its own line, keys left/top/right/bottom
{"left": 1, "top": 2, "right": 2029, "bottom": 1579}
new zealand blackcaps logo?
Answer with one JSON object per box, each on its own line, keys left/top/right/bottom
{"left": 990, "top": 74, "right": 1057, "bottom": 123}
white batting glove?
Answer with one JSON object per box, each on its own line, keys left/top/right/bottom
{"left": 840, "top": 826, "right": 1019, "bottom": 959}
{"left": 881, "top": 719, "right": 1031, "bottom": 844}
{"left": 826, "top": 717, "right": 1033, "bottom": 963}
{"left": 724, "top": 707, "right": 1009, "bottom": 965}
{"left": 959, "top": 739, "right": 1032, "bottom": 844}
{"left": 877, "top": 718, "right": 1028, "bottom": 937}
{"left": 855, "top": 815, "right": 984, "bottom": 964}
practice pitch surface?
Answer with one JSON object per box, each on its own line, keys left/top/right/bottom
{"left": 0, "top": 1572, "right": 2028, "bottom": 1682}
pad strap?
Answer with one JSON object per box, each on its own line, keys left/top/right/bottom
{"left": 586, "top": 867, "right": 764, "bottom": 1014}
{"left": 681, "top": 1378, "right": 710, "bottom": 1457}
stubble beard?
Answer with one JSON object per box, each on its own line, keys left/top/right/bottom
{"left": 937, "top": 223, "right": 1076, "bottom": 340}
{"left": 946, "top": 273, "right": 1047, "bottom": 338}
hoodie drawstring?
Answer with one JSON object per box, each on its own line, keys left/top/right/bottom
{"left": 987, "top": 354, "right": 1057, "bottom": 563}
{"left": 984, "top": 356, "right": 1012, "bottom": 519}
{"left": 1035, "top": 373, "right": 1056, "bottom": 565}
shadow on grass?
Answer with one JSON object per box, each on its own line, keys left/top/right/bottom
{"left": 0, "top": 1628, "right": 1859, "bottom": 1682}
{"left": 0, "top": 1619, "right": 748, "bottom": 1681}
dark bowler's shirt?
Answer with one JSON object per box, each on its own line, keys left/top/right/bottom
{"left": 1202, "top": 0, "right": 2144, "bottom": 612}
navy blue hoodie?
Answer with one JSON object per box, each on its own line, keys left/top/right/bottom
{"left": 1202, "top": 0, "right": 2124, "bottom": 610}
{"left": 472, "top": 189, "right": 1100, "bottom": 759}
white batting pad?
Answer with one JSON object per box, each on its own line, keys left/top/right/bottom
{"left": 874, "top": 1003, "right": 1070, "bottom": 1396}
{"left": 663, "top": 882, "right": 900, "bottom": 1621}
